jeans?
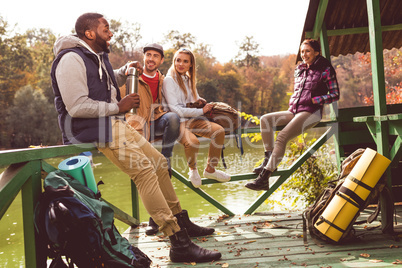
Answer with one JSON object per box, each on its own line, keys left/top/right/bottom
{"left": 149, "top": 112, "right": 180, "bottom": 158}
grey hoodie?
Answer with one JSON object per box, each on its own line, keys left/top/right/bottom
{"left": 53, "top": 35, "right": 128, "bottom": 118}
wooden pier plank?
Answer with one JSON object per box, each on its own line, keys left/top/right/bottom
{"left": 123, "top": 206, "right": 402, "bottom": 267}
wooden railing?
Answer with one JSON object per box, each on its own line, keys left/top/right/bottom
{"left": 172, "top": 120, "right": 338, "bottom": 216}
{"left": 0, "top": 144, "right": 140, "bottom": 267}
{"left": 0, "top": 122, "right": 337, "bottom": 267}
{"left": 9, "top": 104, "right": 396, "bottom": 267}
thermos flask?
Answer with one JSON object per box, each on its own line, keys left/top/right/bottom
{"left": 126, "top": 67, "right": 139, "bottom": 114}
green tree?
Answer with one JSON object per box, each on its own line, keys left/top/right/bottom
{"left": 158, "top": 48, "right": 175, "bottom": 76}
{"left": 0, "top": 16, "right": 34, "bottom": 147}
{"left": 109, "top": 19, "right": 142, "bottom": 56}
{"left": 281, "top": 135, "right": 337, "bottom": 206}
{"left": 163, "top": 30, "right": 196, "bottom": 50}
{"left": 7, "top": 86, "right": 61, "bottom": 148}
{"left": 234, "top": 36, "right": 260, "bottom": 68}
{"left": 197, "top": 80, "right": 218, "bottom": 102}
{"left": 25, "top": 28, "right": 57, "bottom": 103}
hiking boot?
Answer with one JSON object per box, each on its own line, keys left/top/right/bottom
{"left": 188, "top": 169, "right": 202, "bottom": 188}
{"left": 145, "top": 217, "right": 159, "bottom": 236}
{"left": 245, "top": 168, "right": 273, "bottom": 191}
{"left": 253, "top": 151, "right": 272, "bottom": 174}
{"left": 203, "top": 169, "right": 231, "bottom": 182}
{"left": 169, "top": 229, "right": 221, "bottom": 263}
{"left": 175, "top": 210, "right": 215, "bottom": 237}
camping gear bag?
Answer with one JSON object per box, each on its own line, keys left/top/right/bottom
{"left": 186, "top": 101, "right": 241, "bottom": 134}
{"left": 186, "top": 101, "right": 243, "bottom": 168}
{"left": 34, "top": 170, "right": 151, "bottom": 268}
{"left": 303, "top": 148, "right": 391, "bottom": 244}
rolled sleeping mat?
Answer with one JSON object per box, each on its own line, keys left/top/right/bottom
{"left": 58, "top": 155, "right": 98, "bottom": 194}
{"left": 314, "top": 148, "right": 391, "bottom": 242}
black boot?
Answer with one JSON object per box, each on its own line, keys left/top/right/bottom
{"left": 175, "top": 210, "right": 215, "bottom": 237}
{"left": 253, "top": 151, "right": 272, "bottom": 174}
{"left": 245, "top": 168, "right": 273, "bottom": 191}
{"left": 169, "top": 229, "right": 221, "bottom": 263}
{"left": 145, "top": 217, "right": 159, "bottom": 235}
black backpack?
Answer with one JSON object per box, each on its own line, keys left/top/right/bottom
{"left": 34, "top": 170, "right": 151, "bottom": 268}
{"left": 302, "top": 148, "right": 392, "bottom": 246}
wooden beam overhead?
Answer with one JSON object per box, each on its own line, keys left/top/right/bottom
{"left": 312, "top": 0, "right": 329, "bottom": 40}
{"left": 306, "top": 23, "right": 402, "bottom": 38}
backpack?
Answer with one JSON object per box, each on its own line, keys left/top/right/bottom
{"left": 302, "top": 148, "right": 391, "bottom": 246}
{"left": 34, "top": 170, "right": 152, "bottom": 268}
{"left": 187, "top": 101, "right": 240, "bottom": 134}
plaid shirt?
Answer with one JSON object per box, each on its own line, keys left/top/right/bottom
{"left": 311, "top": 66, "right": 340, "bottom": 105}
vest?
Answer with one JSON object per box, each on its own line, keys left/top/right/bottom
{"left": 51, "top": 47, "right": 121, "bottom": 144}
{"left": 288, "top": 56, "right": 334, "bottom": 114}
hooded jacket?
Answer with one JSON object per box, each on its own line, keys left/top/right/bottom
{"left": 288, "top": 55, "right": 339, "bottom": 114}
{"left": 125, "top": 70, "right": 166, "bottom": 141}
{"left": 51, "top": 35, "right": 127, "bottom": 144}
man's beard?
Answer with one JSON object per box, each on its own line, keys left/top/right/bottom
{"left": 95, "top": 35, "right": 110, "bottom": 53}
{"left": 145, "top": 61, "right": 158, "bottom": 73}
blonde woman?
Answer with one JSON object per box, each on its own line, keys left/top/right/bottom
{"left": 162, "top": 48, "right": 231, "bottom": 188}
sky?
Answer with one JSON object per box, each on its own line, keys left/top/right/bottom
{"left": 1, "top": 0, "right": 310, "bottom": 63}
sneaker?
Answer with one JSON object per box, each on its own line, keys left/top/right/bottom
{"left": 188, "top": 169, "right": 202, "bottom": 188}
{"left": 203, "top": 169, "right": 231, "bottom": 182}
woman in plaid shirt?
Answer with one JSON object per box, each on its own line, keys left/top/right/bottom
{"left": 245, "top": 38, "right": 339, "bottom": 191}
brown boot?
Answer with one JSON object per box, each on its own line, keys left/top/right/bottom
{"left": 245, "top": 168, "right": 273, "bottom": 191}
{"left": 169, "top": 229, "right": 221, "bottom": 263}
{"left": 253, "top": 151, "right": 272, "bottom": 174}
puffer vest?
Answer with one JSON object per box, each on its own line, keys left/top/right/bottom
{"left": 288, "top": 56, "right": 333, "bottom": 114}
{"left": 51, "top": 47, "right": 121, "bottom": 144}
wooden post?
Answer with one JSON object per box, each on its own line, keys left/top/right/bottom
{"left": 131, "top": 180, "right": 140, "bottom": 221}
{"left": 320, "top": 23, "right": 342, "bottom": 168}
{"left": 21, "top": 160, "right": 43, "bottom": 268}
{"left": 366, "top": 0, "right": 393, "bottom": 234}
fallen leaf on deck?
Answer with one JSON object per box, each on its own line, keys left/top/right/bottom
{"left": 244, "top": 240, "right": 256, "bottom": 244}
{"left": 360, "top": 253, "right": 370, "bottom": 258}
{"left": 392, "top": 259, "right": 402, "bottom": 264}
{"left": 369, "top": 259, "right": 383, "bottom": 263}
{"left": 222, "top": 263, "right": 229, "bottom": 268}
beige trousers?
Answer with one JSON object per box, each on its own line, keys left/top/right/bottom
{"left": 178, "top": 118, "right": 225, "bottom": 170}
{"left": 97, "top": 119, "right": 181, "bottom": 236}
{"left": 260, "top": 110, "right": 322, "bottom": 171}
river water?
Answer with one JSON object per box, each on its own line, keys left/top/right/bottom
{"left": 0, "top": 132, "right": 326, "bottom": 267}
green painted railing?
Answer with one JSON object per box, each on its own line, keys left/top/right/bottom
{"left": 174, "top": 120, "right": 337, "bottom": 216}
{"left": 0, "top": 144, "right": 140, "bottom": 267}
{"left": 0, "top": 120, "right": 337, "bottom": 267}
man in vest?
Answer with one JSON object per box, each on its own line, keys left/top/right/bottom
{"left": 51, "top": 12, "right": 221, "bottom": 263}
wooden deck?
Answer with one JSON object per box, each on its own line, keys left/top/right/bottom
{"left": 124, "top": 205, "right": 402, "bottom": 267}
